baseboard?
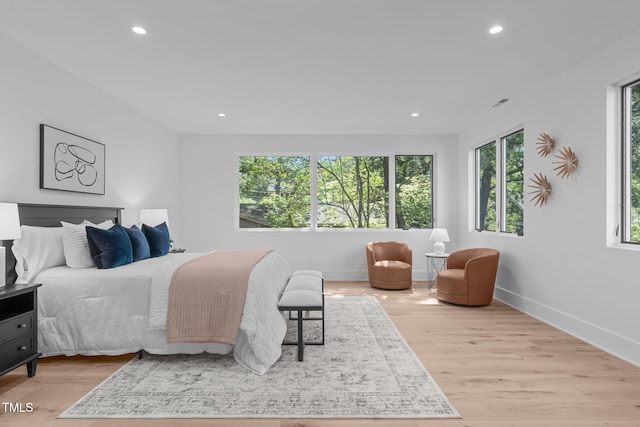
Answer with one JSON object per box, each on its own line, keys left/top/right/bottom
{"left": 494, "top": 287, "right": 640, "bottom": 368}
{"left": 320, "top": 269, "right": 432, "bottom": 282}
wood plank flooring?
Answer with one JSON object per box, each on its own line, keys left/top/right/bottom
{"left": 1, "top": 281, "right": 639, "bottom": 426}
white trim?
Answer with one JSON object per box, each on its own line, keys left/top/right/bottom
{"left": 318, "top": 268, "right": 432, "bottom": 282}
{"left": 233, "top": 155, "right": 240, "bottom": 231}
{"left": 607, "top": 73, "right": 640, "bottom": 249}
{"left": 430, "top": 153, "right": 439, "bottom": 227}
{"left": 388, "top": 157, "right": 396, "bottom": 228}
{"left": 494, "top": 287, "right": 640, "bottom": 368}
{"left": 310, "top": 155, "right": 318, "bottom": 229}
{"left": 605, "top": 82, "right": 623, "bottom": 248}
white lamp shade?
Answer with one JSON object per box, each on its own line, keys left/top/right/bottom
{"left": 430, "top": 227, "right": 450, "bottom": 255}
{"left": 429, "top": 228, "right": 450, "bottom": 242}
{"left": 0, "top": 203, "right": 21, "bottom": 240}
{"left": 140, "top": 209, "right": 169, "bottom": 227}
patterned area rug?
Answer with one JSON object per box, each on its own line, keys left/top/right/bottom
{"left": 60, "top": 296, "right": 459, "bottom": 419}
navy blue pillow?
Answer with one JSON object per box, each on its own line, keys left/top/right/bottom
{"left": 125, "top": 225, "right": 151, "bottom": 262}
{"left": 142, "top": 222, "right": 170, "bottom": 258}
{"left": 86, "top": 223, "right": 133, "bottom": 269}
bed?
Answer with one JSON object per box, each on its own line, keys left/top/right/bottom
{"left": 2, "top": 204, "right": 291, "bottom": 375}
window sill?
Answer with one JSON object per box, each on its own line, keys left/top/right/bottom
{"left": 470, "top": 230, "right": 524, "bottom": 238}
{"left": 236, "top": 227, "right": 432, "bottom": 232}
{"left": 607, "top": 241, "right": 640, "bottom": 252}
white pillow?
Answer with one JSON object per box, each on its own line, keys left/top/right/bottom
{"left": 61, "top": 220, "right": 113, "bottom": 269}
{"left": 11, "top": 225, "right": 65, "bottom": 284}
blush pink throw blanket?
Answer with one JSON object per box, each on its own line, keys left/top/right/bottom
{"left": 166, "top": 249, "right": 272, "bottom": 344}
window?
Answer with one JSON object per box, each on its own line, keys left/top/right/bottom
{"left": 475, "top": 129, "right": 524, "bottom": 235}
{"left": 502, "top": 131, "right": 525, "bottom": 234}
{"left": 238, "top": 156, "right": 311, "bottom": 228}
{"left": 317, "top": 156, "right": 389, "bottom": 228}
{"left": 238, "top": 154, "right": 434, "bottom": 229}
{"left": 622, "top": 79, "right": 640, "bottom": 244}
{"left": 395, "top": 155, "right": 433, "bottom": 229}
{"left": 476, "top": 142, "right": 497, "bottom": 231}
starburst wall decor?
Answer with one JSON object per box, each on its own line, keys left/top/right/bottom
{"left": 530, "top": 131, "right": 580, "bottom": 207}
{"left": 553, "top": 146, "right": 579, "bottom": 178}
{"left": 536, "top": 133, "right": 556, "bottom": 157}
{"left": 528, "top": 172, "right": 552, "bottom": 207}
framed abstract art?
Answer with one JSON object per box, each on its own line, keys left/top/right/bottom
{"left": 40, "top": 124, "right": 105, "bottom": 195}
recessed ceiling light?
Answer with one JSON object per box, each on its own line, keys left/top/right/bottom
{"left": 132, "top": 26, "right": 147, "bottom": 35}
{"left": 489, "top": 25, "right": 503, "bottom": 35}
{"left": 410, "top": 112, "right": 419, "bottom": 117}
{"left": 218, "top": 113, "right": 227, "bottom": 117}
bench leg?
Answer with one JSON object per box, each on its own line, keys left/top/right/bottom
{"left": 322, "top": 309, "right": 325, "bottom": 345}
{"left": 297, "top": 309, "right": 305, "bottom": 361}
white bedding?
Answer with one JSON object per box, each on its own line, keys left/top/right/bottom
{"left": 34, "top": 251, "right": 291, "bottom": 374}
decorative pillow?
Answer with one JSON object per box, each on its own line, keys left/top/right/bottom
{"left": 142, "top": 222, "right": 170, "bottom": 258}
{"left": 86, "top": 223, "right": 133, "bottom": 269}
{"left": 11, "top": 225, "right": 65, "bottom": 284}
{"left": 124, "top": 225, "right": 150, "bottom": 262}
{"left": 61, "top": 220, "right": 113, "bottom": 269}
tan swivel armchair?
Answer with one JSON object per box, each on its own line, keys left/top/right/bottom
{"left": 436, "top": 248, "right": 499, "bottom": 306}
{"left": 366, "top": 241, "right": 412, "bottom": 290}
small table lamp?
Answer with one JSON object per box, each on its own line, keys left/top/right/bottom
{"left": 429, "top": 228, "right": 450, "bottom": 255}
{"left": 140, "top": 209, "right": 169, "bottom": 228}
{"left": 0, "top": 203, "right": 21, "bottom": 287}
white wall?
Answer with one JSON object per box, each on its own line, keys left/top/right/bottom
{"left": 456, "top": 28, "right": 640, "bottom": 366}
{"left": 6, "top": 19, "right": 637, "bottom": 368}
{"left": 0, "top": 33, "right": 182, "bottom": 240}
{"left": 179, "top": 134, "right": 458, "bottom": 280}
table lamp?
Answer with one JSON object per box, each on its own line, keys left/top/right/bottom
{"left": 0, "top": 203, "right": 21, "bottom": 287}
{"left": 429, "top": 228, "right": 450, "bottom": 255}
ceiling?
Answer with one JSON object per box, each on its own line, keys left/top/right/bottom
{"left": 2, "top": 0, "right": 640, "bottom": 135}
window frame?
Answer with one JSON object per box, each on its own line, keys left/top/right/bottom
{"left": 474, "top": 128, "right": 525, "bottom": 236}
{"left": 500, "top": 129, "right": 525, "bottom": 235}
{"left": 475, "top": 140, "right": 497, "bottom": 232}
{"left": 236, "top": 152, "right": 436, "bottom": 231}
{"left": 237, "top": 154, "right": 312, "bottom": 229}
{"left": 621, "top": 78, "right": 640, "bottom": 245}
{"left": 316, "top": 155, "right": 390, "bottom": 229}
{"left": 394, "top": 154, "right": 435, "bottom": 230}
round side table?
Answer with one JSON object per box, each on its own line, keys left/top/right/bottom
{"left": 425, "top": 252, "right": 449, "bottom": 290}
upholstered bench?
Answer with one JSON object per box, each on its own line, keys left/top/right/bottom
{"left": 278, "top": 271, "right": 324, "bottom": 361}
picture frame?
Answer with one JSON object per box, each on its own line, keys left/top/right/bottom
{"left": 40, "top": 124, "right": 105, "bottom": 195}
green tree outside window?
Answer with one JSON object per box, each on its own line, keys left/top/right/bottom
{"left": 238, "top": 156, "right": 311, "bottom": 228}
{"left": 395, "top": 155, "right": 433, "bottom": 229}
{"left": 477, "top": 142, "right": 497, "bottom": 231}
{"left": 238, "top": 154, "right": 434, "bottom": 229}
{"left": 503, "top": 131, "right": 524, "bottom": 235}
{"left": 475, "top": 129, "right": 524, "bottom": 235}
{"left": 317, "top": 156, "right": 388, "bottom": 228}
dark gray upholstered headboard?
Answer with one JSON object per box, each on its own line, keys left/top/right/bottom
{"left": 2, "top": 203, "right": 122, "bottom": 284}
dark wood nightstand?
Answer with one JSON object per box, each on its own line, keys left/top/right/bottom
{"left": 0, "top": 283, "right": 42, "bottom": 378}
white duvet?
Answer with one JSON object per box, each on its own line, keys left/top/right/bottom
{"left": 34, "top": 251, "right": 291, "bottom": 375}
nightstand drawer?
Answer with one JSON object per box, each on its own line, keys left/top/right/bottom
{"left": 0, "top": 284, "right": 41, "bottom": 378}
{"left": 0, "top": 312, "right": 34, "bottom": 342}
{"left": 0, "top": 335, "right": 35, "bottom": 369}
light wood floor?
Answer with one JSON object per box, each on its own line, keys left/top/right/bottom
{"left": 1, "top": 281, "right": 639, "bottom": 426}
